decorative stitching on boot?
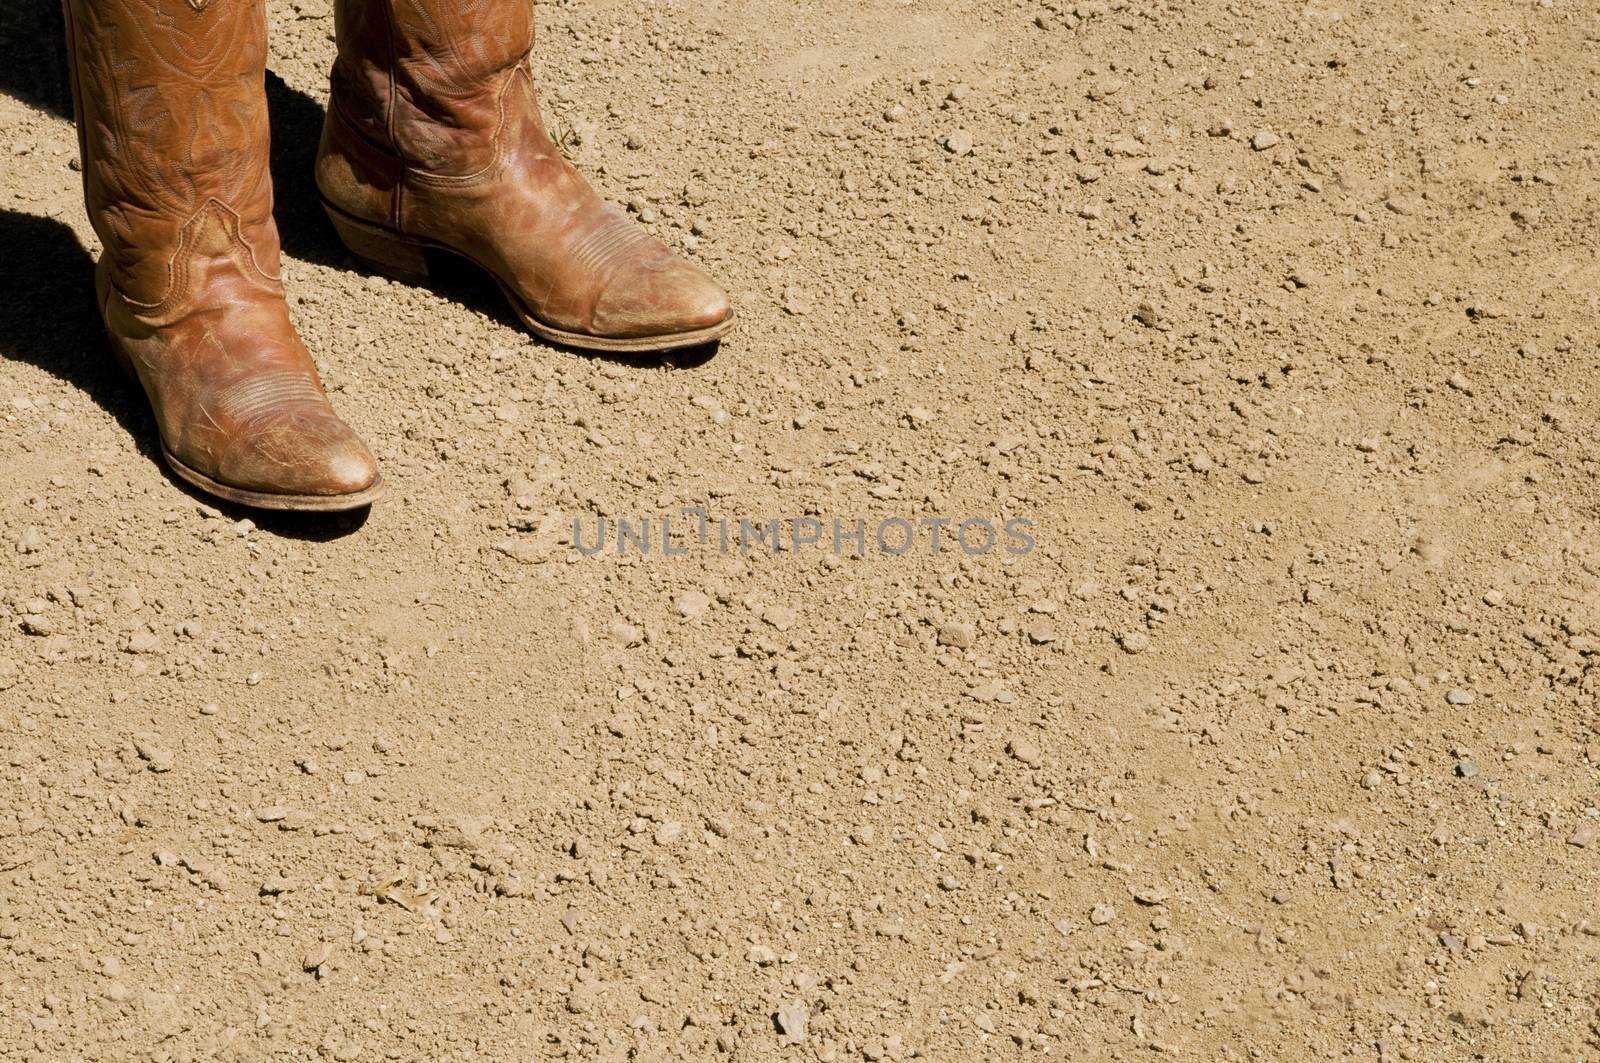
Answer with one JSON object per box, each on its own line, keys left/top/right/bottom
{"left": 213, "top": 370, "right": 329, "bottom": 427}
{"left": 568, "top": 210, "right": 653, "bottom": 285}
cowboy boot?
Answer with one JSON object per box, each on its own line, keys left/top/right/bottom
{"left": 317, "top": 0, "right": 734, "bottom": 353}
{"left": 63, "top": 0, "right": 383, "bottom": 511}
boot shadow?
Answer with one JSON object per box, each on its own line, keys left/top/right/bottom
{"left": 0, "top": 211, "right": 148, "bottom": 448}
{"left": 265, "top": 71, "right": 351, "bottom": 270}
{"left": 0, "top": 1, "right": 73, "bottom": 119}
{"left": 0, "top": 210, "right": 371, "bottom": 540}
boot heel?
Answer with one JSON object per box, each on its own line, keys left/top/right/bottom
{"left": 324, "top": 206, "right": 431, "bottom": 284}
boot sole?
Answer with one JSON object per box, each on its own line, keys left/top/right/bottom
{"left": 164, "top": 447, "right": 386, "bottom": 513}
{"left": 322, "top": 200, "right": 737, "bottom": 354}
{"left": 108, "top": 341, "right": 387, "bottom": 513}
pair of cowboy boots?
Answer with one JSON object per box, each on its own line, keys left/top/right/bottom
{"left": 63, "top": 0, "right": 734, "bottom": 511}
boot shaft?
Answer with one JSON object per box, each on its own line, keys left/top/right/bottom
{"left": 63, "top": 0, "right": 280, "bottom": 305}
{"left": 330, "top": 0, "right": 536, "bottom": 177}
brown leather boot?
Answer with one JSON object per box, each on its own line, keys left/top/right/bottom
{"left": 63, "top": 0, "right": 383, "bottom": 511}
{"left": 318, "top": 0, "right": 735, "bottom": 353}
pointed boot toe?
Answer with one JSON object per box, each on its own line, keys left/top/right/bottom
{"left": 591, "top": 256, "right": 734, "bottom": 343}
{"left": 170, "top": 406, "right": 383, "bottom": 511}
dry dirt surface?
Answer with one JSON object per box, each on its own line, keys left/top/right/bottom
{"left": 3, "top": 0, "right": 1600, "bottom": 1060}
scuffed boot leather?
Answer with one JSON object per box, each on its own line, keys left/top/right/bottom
{"left": 64, "top": 0, "right": 383, "bottom": 510}
{"left": 318, "top": 0, "right": 735, "bottom": 353}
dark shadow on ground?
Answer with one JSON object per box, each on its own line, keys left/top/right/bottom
{"left": 0, "top": 210, "right": 147, "bottom": 447}
{"left": 265, "top": 71, "right": 349, "bottom": 269}
{"left": 0, "top": 1, "right": 73, "bottom": 120}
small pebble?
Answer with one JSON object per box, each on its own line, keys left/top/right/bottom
{"left": 15, "top": 526, "right": 43, "bottom": 554}
{"left": 1007, "top": 739, "right": 1043, "bottom": 768}
{"left": 675, "top": 590, "right": 711, "bottom": 619}
{"left": 937, "top": 622, "right": 975, "bottom": 649}
{"left": 775, "top": 999, "right": 809, "bottom": 1044}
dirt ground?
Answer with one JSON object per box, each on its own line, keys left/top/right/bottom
{"left": 3, "top": 0, "right": 1600, "bottom": 1059}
